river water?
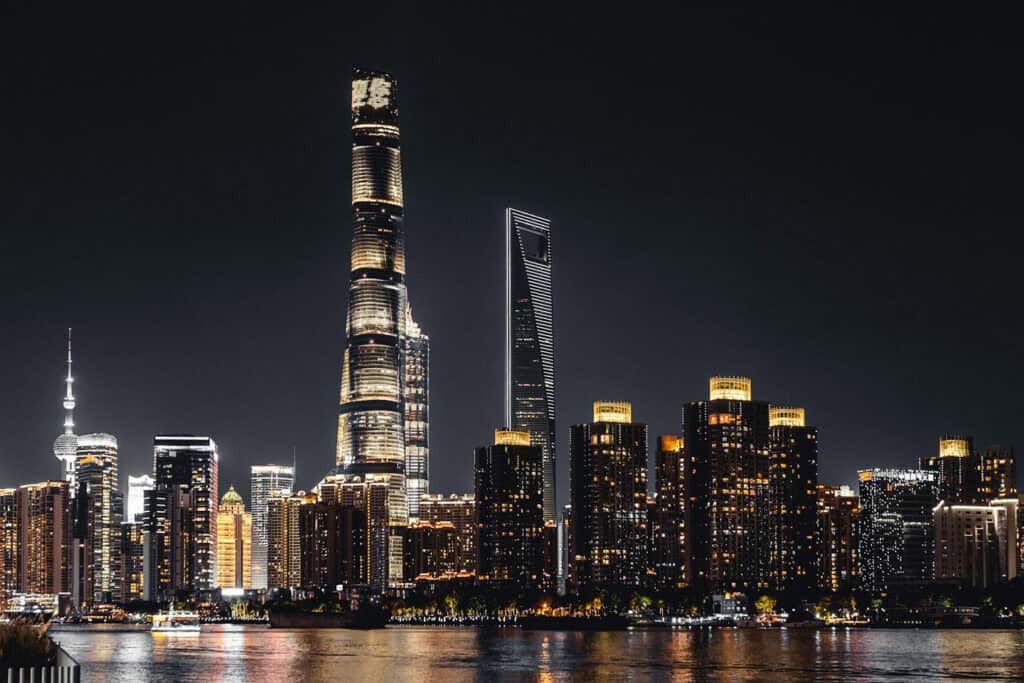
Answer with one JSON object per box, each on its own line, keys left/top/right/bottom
{"left": 53, "top": 624, "right": 1024, "bottom": 681}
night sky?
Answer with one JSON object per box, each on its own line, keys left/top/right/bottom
{"left": 2, "top": 6, "right": 1022, "bottom": 504}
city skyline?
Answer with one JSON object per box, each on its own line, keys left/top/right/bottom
{"left": 3, "top": 6, "right": 1023, "bottom": 509}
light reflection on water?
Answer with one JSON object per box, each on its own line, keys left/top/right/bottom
{"left": 53, "top": 625, "right": 1024, "bottom": 682}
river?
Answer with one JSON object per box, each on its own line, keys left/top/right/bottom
{"left": 52, "top": 624, "right": 1024, "bottom": 681}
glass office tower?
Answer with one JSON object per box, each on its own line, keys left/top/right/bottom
{"left": 250, "top": 464, "right": 295, "bottom": 589}
{"left": 505, "top": 208, "right": 556, "bottom": 522}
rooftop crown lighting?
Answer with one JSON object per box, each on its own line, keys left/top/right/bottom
{"left": 593, "top": 401, "right": 632, "bottom": 424}
{"left": 709, "top": 376, "right": 751, "bottom": 401}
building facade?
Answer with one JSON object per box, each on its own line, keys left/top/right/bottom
{"left": 654, "top": 435, "right": 688, "bottom": 591}
{"left": 568, "top": 402, "right": 648, "bottom": 593}
{"left": 215, "top": 486, "right": 252, "bottom": 590}
{"left": 505, "top": 208, "right": 556, "bottom": 523}
{"left": 857, "top": 468, "right": 938, "bottom": 591}
{"left": 16, "top": 482, "right": 71, "bottom": 595}
{"left": 934, "top": 499, "right": 1018, "bottom": 588}
{"left": 816, "top": 484, "right": 859, "bottom": 592}
{"left": 267, "top": 492, "right": 304, "bottom": 591}
{"left": 767, "top": 407, "right": 819, "bottom": 592}
{"left": 126, "top": 474, "right": 153, "bottom": 524}
{"left": 418, "top": 493, "right": 476, "bottom": 574}
{"left": 75, "top": 433, "right": 120, "bottom": 603}
{"left": 146, "top": 435, "right": 219, "bottom": 599}
{"left": 298, "top": 494, "right": 368, "bottom": 589}
{"left": 0, "top": 490, "right": 18, "bottom": 609}
{"left": 250, "top": 464, "right": 295, "bottom": 590}
{"left": 684, "top": 376, "right": 770, "bottom": 592}
{"left": 403, "top": 310, "right": 430, "bottom": 519}
{"left": 475, "top": 430, "right": 547, "bottom": 591}
{"left": 119, "top": 521, "right": 145, "bottom": 603}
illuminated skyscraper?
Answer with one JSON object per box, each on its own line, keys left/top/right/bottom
{"left": 75, "top": 433, "right": 120, "bottom": 603}
{"left": 920, "top": 435, "right": 974, "bottom": 502}
{"left": 250, "top": 464, "right": 295, "bottom": 590}
{"left": 53, "top": 329, "right": 79, "bottom": 495}
{"left": 569, "top": 403, "right": 648, "bottom": 592}
{"left": 403, "top": 308, "right": 430, "bottom": 518}
{"left": 418, "top": 493, "right": 476, "bottom": 574}
{"left": 16, "top": 481, "right": 71, "bottom": 595}
{"left": 216, "top": 486, "right": 252, "bottom": 589}
{"left": 934, "top": 498, "right": 1018, "bottom": 588}
{"left": 0, "top": 490, "right": 18, "bottom": 610}
{"left": 475, "top": 430, "right": 547, "bottom": 591}
{"left": 336, "top": 68, "right": 426, "bottom": 584}
{"left": 767, "top": 407, "right": 819, "bottom": 592}
{"left": 148, "top": 435, "right": 219, "bottom": 597}
{"left": 816, "top": 484, "right": 859, "bottom": 592}
{"left": 684, "top": 376, "right": 770, "bottom": 592}
{"left": 857, "top": 468, "right": 938, "bottom": 591}
{"left": 126, "top": 474, "right": 153, "bottom": 524}
{"left": 505, "top": 208, "right": 556, "bottom": 523}
{"left": 267, "top": 491, "right": 304, "bottom": 591}
{"left": 654, "top": 435, "right": 689, "bottom": 590}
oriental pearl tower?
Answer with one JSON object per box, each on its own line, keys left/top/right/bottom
{"left": 53, "top": 328, "right": 79, "bottom": 495}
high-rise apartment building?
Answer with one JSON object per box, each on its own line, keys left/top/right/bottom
{"left": 403, "top": 310, "right": 430, "bottom": 519}
{"left": 119, "top": 521, "right": 145, "bottom": 603}
{"left": 921, "top": 436, "right": 974, "bottom": 503}
{"left": 569, "top": 403, "right": 648, "bottom": 593}
{"left": 16, "top": 481, "right": 71, "bottom": 595}
{"left": 267, "top": 492, "right": 304, "bottom": 591}
{"left": 250, "top": 464, "right": 295, "bottom": 590}
{"left": 75, "top": 433, "right": 120, "bottom": 603}
{"left": 976, "top": 446, "right": 1017, "bottom": 502}
{"left": 767, "top": 407, "right": 819, "bottom": 592}
{"left": 298, "top": 494, "right": 368, "bottom": 589}
{"left": 0, "top": 490, "right": 18, "bottom": 610}
{"left": 934, "top": 498, "right": 1018, "bottom": 588}
{"left": 126, "top": 474, "right": 153, "bottom": 524}
{"left": 418, "top": 493, "right": 476, "bottom": 574}
{"left": 684, "top": 376, "right": 770, "bottom": 592}
{"left": 816, "top": 484, "right": 859, "bottom": 592}
{"left": 654, "top": 435, "right": 688, "bottom": 591}
{"left": 53, "top": 331, "right": 79, "bottom": 495}
{"left": 505, "top": 208, "right": 555, "bottom": 523}
{"left": 216, "top": 486, "right": 252, "bottom": 589}
{"left": 323, "top": 480, "right": 390, "bottom": 593}
{"left": 857, "top": 468, "right": 938, "bottom": 591}
{"left": 475, "top": 430, "right": 547, "bottom": 591}
{"left": 147, "top": 435, "right": 219, "bottom": 598}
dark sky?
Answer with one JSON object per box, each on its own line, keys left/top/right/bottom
{"left": 2, "top": 5, "right": 1022, "bottom": 505}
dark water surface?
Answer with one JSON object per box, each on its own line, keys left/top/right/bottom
{"left": 54, "top": 624, "right": 1024, "bottom": 681}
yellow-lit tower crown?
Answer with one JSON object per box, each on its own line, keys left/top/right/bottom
{"left": 593, "top": 401, "right": 632, "bottom": 424}
{"left": 709, "top": 376, "right": 752, "bottom": 401}
{"left": 494, "top": 429, "right": 531, "bottom": 447}
{"left": 769, "top": 407, "right": 806, "bottom": 427}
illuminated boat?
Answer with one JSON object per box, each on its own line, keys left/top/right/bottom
{"left": 151, "top": 607, "right": 201, "bottom": 633}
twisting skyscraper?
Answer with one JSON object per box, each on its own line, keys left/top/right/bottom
{"left": 505, "top": 209, "right": 556, "bottom": 522}
{"left": 53, "top": 329, "right": 79, "bottom": 494}
{"left": 336, "top": 68, "right": 427, "bottom": 582}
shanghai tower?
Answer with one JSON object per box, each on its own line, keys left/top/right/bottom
{"left": 336, "top": 68, "right": 425, "bottom": 577}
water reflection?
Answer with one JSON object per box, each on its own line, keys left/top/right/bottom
{"left": 54, "top": 624, "right": 1024, "bottom": 682}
